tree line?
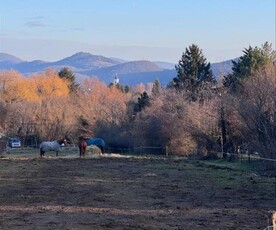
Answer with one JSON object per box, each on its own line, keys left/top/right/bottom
{"left": 0, "top": 42, "right": 275, "bottom": 160}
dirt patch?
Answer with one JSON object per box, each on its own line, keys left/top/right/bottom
{"left": 0, "top": 155, "right": 275, "bottom": 229}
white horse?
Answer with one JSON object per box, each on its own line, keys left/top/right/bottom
{"left": 40, "top": 137, "right": 70, "bottom": 157}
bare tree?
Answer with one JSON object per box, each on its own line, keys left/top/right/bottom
{"left": 234, "top": 64, "right": 276, "bottom": 158}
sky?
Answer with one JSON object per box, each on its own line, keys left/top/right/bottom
{"left": 0, "top": 0, "right": 275, "bottom": 63}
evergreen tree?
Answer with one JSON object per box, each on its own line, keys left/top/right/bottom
{"left": 109, "top": 82, "right": 129, "bottom": 93}
{"left": 58, "top": 67, "right": 79, "bottom": 93}
{"left": 171, "top": 44, "right": 215, "bottom": 101}
{"left": 134, "top": 91, "right": 150, "bottom": 113}
{"left": 261, "top": 41, "right": 276, "bottom": 63}
{"left": 124, "top": 85, "right": 130, "bottom": 94}
{"left": 223, "top": 42, "right": 275, "bottom": 92}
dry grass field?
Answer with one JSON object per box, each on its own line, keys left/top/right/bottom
{"left": 0, "top": 149, "right": 275, "bottom": 229}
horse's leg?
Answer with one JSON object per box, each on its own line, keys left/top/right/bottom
{"left": 83, "top": 146, "right": 86, "bottom": 157}
{"left": 100, "top": 146, "right": 104, "bottom": 154}
{"left": 79, "top": 147, "right": 83, "bottom": 158}
{"left": 40, "top": 148, "right": 44, "bottom": 158}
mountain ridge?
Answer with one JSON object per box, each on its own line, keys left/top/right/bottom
{"left": 0, "top": 52, "right": 233, "bottom": 86}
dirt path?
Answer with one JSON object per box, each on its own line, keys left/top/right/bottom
{"left": 0, "top": 156, "right": 274, "bottom": 229}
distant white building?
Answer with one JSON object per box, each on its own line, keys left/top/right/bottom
{"left": 114, "top": 75, "right": 119, "bottom": 85}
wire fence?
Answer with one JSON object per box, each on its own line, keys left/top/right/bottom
{"left": 220, "top": 152, "right": 276, "bottom": 177}
{"left": 1, "top": 139, "right": 275, "bottom": 177}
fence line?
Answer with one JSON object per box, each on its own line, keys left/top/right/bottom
{"left": 263, "top": 226, "right": 273, "bottom": 230}
{"left": 1, "top": 142, "right": 276, "bottom": 163}
{"left": 243, "top": 154, "right": 276, "bottom": 162}
{"left": 107, "top": 145, "right": 276, "bottom": 162}
{"left": 221, "top": 151, "right": 276, "bottom": 162}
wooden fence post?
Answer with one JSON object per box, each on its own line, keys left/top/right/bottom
{"left": 165, "top": 146, "right": 168, "bottom": 157}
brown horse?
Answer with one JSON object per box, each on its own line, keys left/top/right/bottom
{"left": 78, "top": 137, "right": 105, "bottom": 157}
{"left": 78, "top": 137, "right": 88, "bottom": 158}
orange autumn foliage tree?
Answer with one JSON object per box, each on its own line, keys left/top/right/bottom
{"left": 0, "top": 69, "right": 71, "bottom": 140}
{"left": 30, "top": 69, "right": 69, "bottom": 100}
{"left": 0, "top": 69, "right": 69, "bottom": 103}
{"left": 74, "top": 77, "right": 128, "bottom": 136}
{"left": 33, "top": 97, "right": 76, "bottom": 140}
{"left": 0, "top": 70, "right": 35, "bottom": 103}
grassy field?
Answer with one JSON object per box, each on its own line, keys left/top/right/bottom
{"left": 0, "top": 149, "right": 275, "bottom": 229}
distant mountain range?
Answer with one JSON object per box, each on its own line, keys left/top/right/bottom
{"left": 0, "top": 52, "right": 234, "bottom": 86}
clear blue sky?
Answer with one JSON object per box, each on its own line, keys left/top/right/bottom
{"left": 0, "top": 0, "right": 275, "bottom": 63}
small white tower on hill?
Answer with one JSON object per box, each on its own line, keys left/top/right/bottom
{"left": 114, "top": 75, "right": 119, "bottom": 85}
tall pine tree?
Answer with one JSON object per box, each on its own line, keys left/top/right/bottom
{"left": 223, "top": 42, "right": 275, "bottom": 93}
{"left": 58, "top": 67, "right": 79, "bottom": 93}
{"left": 171, "top": 44, "right": 215, "bottom": 101}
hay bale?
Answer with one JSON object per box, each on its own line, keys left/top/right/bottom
{"left": 86, "top": 145, "right": 102, "bottom": 156}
